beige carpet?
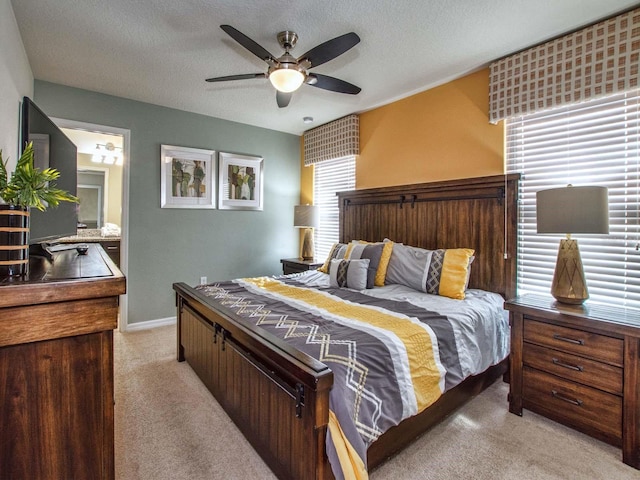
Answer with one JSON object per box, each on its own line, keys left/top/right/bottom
{"left": 114, "top": 325, "right": 638, "bottom": 480}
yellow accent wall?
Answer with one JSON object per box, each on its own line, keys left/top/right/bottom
{"left": 298, "top": 68, "right": 504, "bottom": 256}
{"left": 357, "top": 68, "right": 504, "bottom": 189}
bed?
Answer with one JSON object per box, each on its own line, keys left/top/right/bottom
{"left": 173, "top": 173, "right": 519, "bottom": 480}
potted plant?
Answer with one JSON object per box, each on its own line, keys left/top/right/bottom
{"left": 0, "top": 142, "right": 78, "bottom": 276}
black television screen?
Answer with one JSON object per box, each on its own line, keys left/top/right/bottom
{"left": 21, "top": 97, "right": 78, "bottom": 244}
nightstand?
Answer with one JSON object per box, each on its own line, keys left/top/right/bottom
{"left": 505, "top": 294, "right": 640, "bottom": 469}
{"left": 280, "top": 258, "right": 323, "bottom": 275}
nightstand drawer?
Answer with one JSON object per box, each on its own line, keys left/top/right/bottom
{"left": 523, "top": 343, "right": 623, "bottom": 395}
{"left": 523, "top": 367, "right": 622, "bottom": 445}
{"left": 524, "top": 319, "right": 623, "bottom": 366}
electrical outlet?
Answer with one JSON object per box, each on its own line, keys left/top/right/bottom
{"left": 200, "top": 276, "right": 207, "bottom": 285}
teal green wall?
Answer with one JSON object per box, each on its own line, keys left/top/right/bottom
{"left": 34, "top": 80, "right": 300, "bottom": 325}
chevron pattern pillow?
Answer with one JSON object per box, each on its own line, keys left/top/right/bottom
{"left": 328, "top": 259, "right": 370, "bottom": 290}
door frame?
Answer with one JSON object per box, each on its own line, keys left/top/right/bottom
{"left": 52, "top": 118, "right": 131, "bottom": 331}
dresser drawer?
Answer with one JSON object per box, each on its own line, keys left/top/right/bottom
{"left": 523, "top": 319, "right": 623, "bottom": 366}
{"left": 100, "top": 241, "right": 120, "bottom": 267}
{"left": 523, "top": 366, "right": 622, "bottom": 445}
{"left": 100, "top": 241, "right": 120, "bottom": 253}
{"left": 523, "top": 342, "right": 623, "bottom": 395}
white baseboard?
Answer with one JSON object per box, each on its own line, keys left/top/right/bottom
{"left": 122, "top": 316, "right": 176, "bottom": 332}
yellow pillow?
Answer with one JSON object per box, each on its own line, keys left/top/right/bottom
{"left": 318, "top": 243, "right": 347, "bottom": 273}
{"left": 434, "top": 248, "right": 475, "bottom": 300}
{"left": 349, "top": 240, "right": 394, "bottom": 286}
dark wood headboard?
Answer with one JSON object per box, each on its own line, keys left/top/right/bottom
{"left": 337, "top": 174, "right": 520, "bottom": 299}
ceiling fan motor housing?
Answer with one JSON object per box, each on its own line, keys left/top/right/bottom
{"left": 277, "top": 31, "right": 298, "bottom": 50}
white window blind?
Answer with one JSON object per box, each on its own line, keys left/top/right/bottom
{"left": 313, "top": 156, "right": 356, "bottom": 260}
{"left": 506, "top": 89, "right": 640, "bottom": 308}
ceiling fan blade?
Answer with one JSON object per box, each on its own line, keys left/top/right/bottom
{"left": 298, "top": 32, "right": 360, "bottom": 68}
{"left": 276, "top": 91, "right": 292, "bottom": 108}
{"left": 220, "top": 25, "right": 276, "bottom": 64}
{"left": 206, "top": 73, "right": 266, "bottom": 83}
{"left": 306, "top": 74, "right": 361, "bottom": 95}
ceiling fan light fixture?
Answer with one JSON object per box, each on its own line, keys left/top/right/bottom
{"left": 269, "top": 68, "right": 305, "bottom": 93}
{"left": 211, "top": 25, "right": 361, "bottom": 106}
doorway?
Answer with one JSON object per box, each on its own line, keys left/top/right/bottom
{"left": 54, "top": 118, "right": 131, "bottom": 330}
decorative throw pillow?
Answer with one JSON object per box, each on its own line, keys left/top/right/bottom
{"left": 349, "top": 240, "right": 394, "bottom": 286}
{"left": 317, "top": 243, "right": 348, "bottom": 273}
{"left": 385, "top": 244, "right": 475, "bottom": 299}
{"left": 384, "top": 243, "right": 432, "bottom": 292}
{"left": 345, "top": 242, "right": 384, "bottom": 288}
{"left": 328, "top": 258, "right": 370, "bottom": 290}
{"left": 429, "top": 248, "right": 474, "bottom": 299}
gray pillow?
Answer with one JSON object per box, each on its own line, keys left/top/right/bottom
{"left": 346, "top": 242, "right": 383, "bottom": 288}
{"left": 384, "top": 243, "right": 431, "bottom": 292}
{"left": 329, "top": 258, "right": 370, "bottom": 290}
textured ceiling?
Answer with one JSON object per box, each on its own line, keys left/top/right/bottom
{"left": 11, "top": 0, "right": 639, "bottom": 135}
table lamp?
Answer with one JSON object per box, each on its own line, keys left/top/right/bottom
{"left": 536, "top": 185, "right": 609, "bottom": 304}
{"left": 294, "top": 205, "right": 319, "bottom": 260}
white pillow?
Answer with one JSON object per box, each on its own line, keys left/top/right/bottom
{"left": 329, "top": 258, "right": 370, "bottom": 290}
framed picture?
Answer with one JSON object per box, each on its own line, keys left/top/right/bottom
{"left": 160, "top": 144, "right": 216, "bottom": 209}
{"left": 218, "top": 152, "right": 264, "bottom": 211}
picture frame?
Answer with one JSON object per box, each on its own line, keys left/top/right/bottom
{"left": 160, "top": 144, "right": 216, "bottom": 209}
{"left": 218, "top": 152, "right": 264, "bottom": 211}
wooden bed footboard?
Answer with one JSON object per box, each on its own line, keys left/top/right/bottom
{"left": 174, "top": 282, "right": 334, "bottom": 480}
{"left": 174, "top": 284, "right": 508, "bottom": 480}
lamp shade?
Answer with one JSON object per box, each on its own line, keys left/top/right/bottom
{"left": 536, "top": 186, "right": 609, "bottom": 234}
{"left": 293, "top": 205, "right": 319, "bottom": 228}
{"left": 269, "top": 68, "right": 305, "bottom": 93}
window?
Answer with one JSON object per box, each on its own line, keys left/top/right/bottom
{"left": 506, "top": 89, "right": 640, "bottom": 308}
{"left": 313, "top": 156, "right": 356, "bottom": 260}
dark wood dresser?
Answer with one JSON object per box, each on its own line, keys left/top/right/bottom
{"left": 505, "top": 294, "right": 640, "bottom": 469}
{"left": 0, "top": 244, "right": 126, "bottom": 479}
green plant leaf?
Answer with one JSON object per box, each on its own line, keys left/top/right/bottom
{"left": 0, "top": 142, "right": 78, "bottom": 210}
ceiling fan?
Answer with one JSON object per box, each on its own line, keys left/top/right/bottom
{"left": 206, "top": 25, "right": 361, "bottom": 108}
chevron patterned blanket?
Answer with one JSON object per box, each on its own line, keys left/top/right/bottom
{"left": 196, "top": 273, "right": 508, "bottom": 480}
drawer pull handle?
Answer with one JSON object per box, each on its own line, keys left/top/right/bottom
{"left": 552, "top": 334, "right": 584, "bottom": 346}
{"left": 552, "top": 358, "right": 583, "bottom": 372}
{"left": 551, "top": 390, "right": 583, "bottom": 407}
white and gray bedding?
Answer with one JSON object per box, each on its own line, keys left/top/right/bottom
{"left": 195, "top": 270, "right": 509, "bottom": 480}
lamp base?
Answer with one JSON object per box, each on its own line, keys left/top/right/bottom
{"left": 301, "top": 228, "right": 315, "bottom": 261}
{"left": 551, "top": 238, "right": 589, "bottom": 304}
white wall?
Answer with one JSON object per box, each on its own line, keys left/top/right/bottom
{"left": 0, "top": 0, "right": 33, "bottom": 170}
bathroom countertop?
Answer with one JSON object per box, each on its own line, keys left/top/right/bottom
{"left": 57, "top": 229, "right": 121, "bottom": 243}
